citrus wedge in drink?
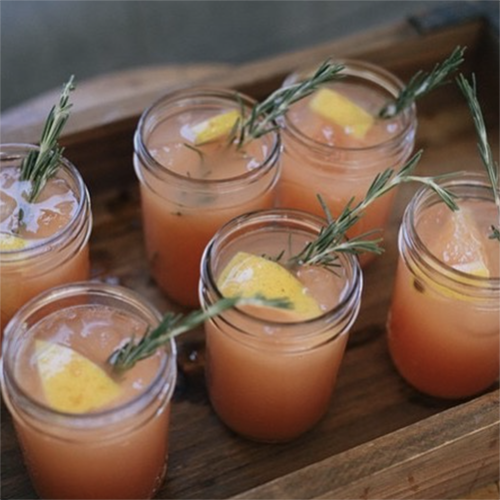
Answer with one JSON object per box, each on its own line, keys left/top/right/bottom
{"left": 430, "top": 207, "right": 490, "bottom": 278}
{"left": 417, "top": 207, "right": 491, "bottom": 300}
{"left": 217, "top": 251, "right": 322, "bottom": 320}
{"left": 191, "top": 109, "right": 241, "bottom": 145}
{"left": 309, "top": 88, "right": 374, "bottom": 138}
{"left": 35, "top": 340, "right": 122, "bottom": 413}
{"left": 0, "top": 233, "right": 26, "bottom": 251}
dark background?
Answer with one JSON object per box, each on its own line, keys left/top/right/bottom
{"left": 1, "top": 0, "right": 456, "bottom": 111}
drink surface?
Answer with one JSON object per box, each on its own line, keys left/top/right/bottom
{"left": 14, "top": 304, "right": 162, "bottom": 414}
{"left": 146, "top": 108, "right": 269, "bottom": 180}
{"left": 388, "top": 198, "right": 500, "bottom": 399}
{"left": 417, "top": 199, "right": 499, "bottom": 277}
{"left": 286, "top": 82, "right": 404, "bottom": 148}
{"left": 215, "top": 229, "right": 348, "bottom": 317}
{"left": 0, "top": 166, "right": 78, "bottom": 245}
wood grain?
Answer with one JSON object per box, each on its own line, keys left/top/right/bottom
{"left": 1, "top": 64, "right": 230, "bottom": 143}
{"left": 462, "top": 482, "right": 500, "bottom": 500}
{"left": 1, "top": 17, "right": 499, "bottom": 500}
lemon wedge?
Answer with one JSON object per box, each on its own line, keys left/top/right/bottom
{"left": 432, "top": 208, "right": 490, "bottom": 279}
{"left": 217, "top": 251, "right": 322, "bottom": 319}
{"left": 309, "top": 88, "right": 374, "bottom": 138}
{"left": 35, "top": 340, "right": 122, "bottom": 413}
{"left": 191, "top": 109, "right": 240, "bottom": 145}
{"left": 0, "top": 233, "right": 26, "bottom": 251}
{"left": 453, "top": 261, "right": 490, "bottom": 277}
{"left": 415, "top": 208, "right": 490, "bottom": 299}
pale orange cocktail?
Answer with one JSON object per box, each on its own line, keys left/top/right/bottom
{"left": 134, "top": 88, "right": 281, "bottom": 308}
{"left": 200, "top": 209, "right": 362, "bottom": 442}
{"left": 0, "top": 144, "right": 91, "bottom": 335}
{"left": 0, "top": 282, "right": 177, "bottom": 499}
{"left": 278, "top": 60, "right": 416, "bottom": 265}
{"left": 387, "top": 173, "right": 499, "bottom": 399}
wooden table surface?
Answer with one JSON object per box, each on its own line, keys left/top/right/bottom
{"left": 0, "top": 11, "right": 500, "bottom": 500}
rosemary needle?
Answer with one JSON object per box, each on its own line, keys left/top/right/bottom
{"left": 108, "top": 295, "right": 291, "bottom": 373}
{"left": 235, "top": 60, "right": 345, "bottom": 147}
{"left": 456, "top": 73, "right": 500, "bottom": 241}
{"left": 379, "top": 46, "right": 465, "bottom": 119}
{"left": 288, "top": 150, "right": 459, "bottom": 269}
{"left": 20, "top": 76, "right": 76, "bottom": 203}
{"left": 185, "top": 60, "right": 344, "bottom": 156}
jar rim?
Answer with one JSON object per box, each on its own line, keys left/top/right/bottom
{"left": 1, "top": 282, "right": 177, "bottom": 430}
{"left": 0, "top": 143, "right": 90, "bottom": 260}
{"left": 402, "top": 170, "right": 500, "bottom": 296}
{"left": 134, "top": 86, "right": 281, "bottom": 189}
{"left": 200, "top": 208, "right": 363, "bottom": 336}
{"left": 282, "top": 58, "right": 417, "bottom": 154}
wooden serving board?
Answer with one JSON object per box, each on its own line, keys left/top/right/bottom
{"left": 2, "top": 11, "right": 499, "bottom": 500}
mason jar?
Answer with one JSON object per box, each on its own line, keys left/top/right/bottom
{"left": 0, "top": 144, "right": 92, "bottom": 336}
{"left": 278, "top": 59, "right": 417, "bottom": 266}
{"left": 1, "top": 282, "right": 177, "bottom": 499}
{"left": 387, "top": 172, "right": 499, "bottom": 399}
{"left": 199, "top": 208, "right": 363, "bottom": 442}
{"left": 134, "top": 88, "right": 281, "bottom": 308}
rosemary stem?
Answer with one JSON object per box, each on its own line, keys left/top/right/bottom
{"left": 379, "top": 46, "right": 465, "bottom": 119}
{"left": 236, "top": 60, "right": 345, "bottom": 148}
{"left": 456, "top": 73, "right": 500, "bottom": 241}
{"left": 288, "top": 149, "right": 459, "bottom": 269}
{"left": 18, "top": 76, "right": 75, "bottom": 215}
{"left": 108, "top": 295, "right": 291, "bottom": 373}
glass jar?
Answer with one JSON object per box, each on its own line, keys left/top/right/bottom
{"left": 278, "top": 60, "right": 417, "bottom": 266}
{"left": 387, "top": 172, "right": 499, "bottom": 399}
{"left": 199, "top": 209, "right": 362, "bottom": 442}
{"left": 1, "top": 282, "right": 177, "bottom": 499}
{"left": 134, "top": 87, "right": 281, "bottom": 308}
{"left": 0, "top": 144, "right": 92, "bottom": 335}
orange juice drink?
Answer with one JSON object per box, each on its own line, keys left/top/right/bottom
{"left": 134, "top": 88, "right": 281, "bottom": 308}
{"left": 0, "top": 144, "right": 92, "bottom": 335}
{"left": 200, "top": 209, "right": 362, "bottom": 442}
{"left": 387, "top": 173, "right": 499, "bottom": 399}
{"left": 278, "top": 60, "right": 416, "bottom": 265}
{"left": 0, "top": 282, "right": 177, "bottom": 499}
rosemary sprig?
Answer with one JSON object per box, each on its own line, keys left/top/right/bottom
{"left": 20, "top": 76, "right": 75, "bottom": 203}
{"left": 108, "top": 295, "right": 291, "bottom": 373}
{"left": 235, "top": 60, "right": 345, "bottom": 147}
{"left": 184, "top": 60, "right": 343, "bottom": 159}
{"left": 379, "top": 46, "right": 465, "bottom": 119}
{"left": 490, "top": 227, "right": 500, "bottom": 241}
{"left": 456, "top": 73, "right": 500, "bottom": 241}
{"left": 288, "top": 150, "right": 459, "bottom": 269}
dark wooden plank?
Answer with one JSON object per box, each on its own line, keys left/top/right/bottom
{"left": 232, "top": 390, "right": 499, "bottom": 499}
